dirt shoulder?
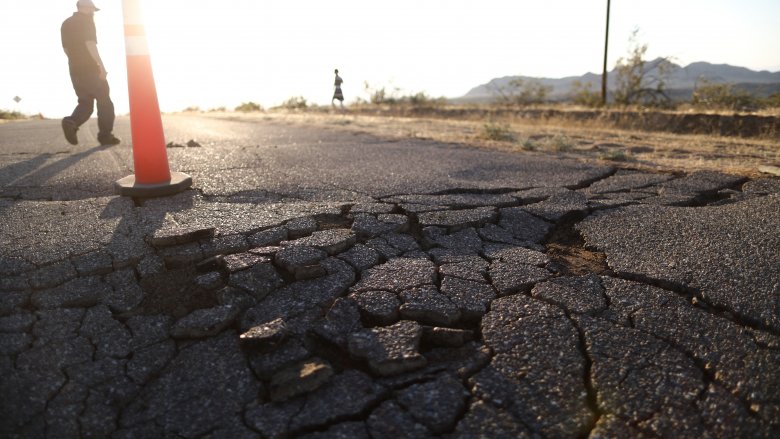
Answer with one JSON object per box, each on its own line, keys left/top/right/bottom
{"left": 200, "top": 108, "right": 780, "bottom": 178}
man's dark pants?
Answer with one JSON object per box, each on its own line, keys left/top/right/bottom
{"left": 66, "top": 72, "right": 115, "bottom": 136}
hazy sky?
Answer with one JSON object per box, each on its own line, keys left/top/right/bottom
{"left": 1, "top": 0, "right": 779, "bottom": 116}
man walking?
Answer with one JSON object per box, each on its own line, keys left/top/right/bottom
{"left": 61, "top": 0, "right": 120, "bottom": 145}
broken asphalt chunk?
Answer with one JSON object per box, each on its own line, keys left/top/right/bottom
{"left": 170, "top": 305, "right": 240, "bottom": 339}
{"left": 400, "top": 285, "right": 461, "bottom": 326}
{"left": 274, "top": 245, "right": 328, "bottom": 280}
{"left": 349, "top": 290, "right": 401, "bottom": 326}
{"left": 347, "top": 320, "right": 426, "bottom": 376}
{"left": 417, "top": 207, "right": 497, "bottom": 230}
{"left": 149, "top": 226, "right": 215, "bottom": 249}
{"left": 239, "top": 317, "right": 287, "bottom": 351}
{"left": 283, "top": 228, "right": 357, "bottom": 255}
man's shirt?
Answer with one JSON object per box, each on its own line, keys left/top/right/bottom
{"left": 61, "top": 12, "right": 99, "bottom": 77}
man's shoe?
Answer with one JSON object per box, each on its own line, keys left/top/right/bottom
{"left": 98, "top": 133, "right": 121, "bottom": 145}
{"left": 61, "top": 118, "right": 78, "bottom": 145}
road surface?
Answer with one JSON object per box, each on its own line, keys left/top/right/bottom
{"left": 1, "top": 115, "right": 778, "bottom": 438}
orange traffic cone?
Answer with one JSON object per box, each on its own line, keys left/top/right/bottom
{"left": 115, "top": 0, "right": 191, "bottom": 197}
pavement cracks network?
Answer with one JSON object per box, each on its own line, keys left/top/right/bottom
{"left": 1, "top": 169, "right": 779, "bottom": 437}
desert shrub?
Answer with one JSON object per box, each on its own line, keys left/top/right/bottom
{"left": 613, "top": 29, "right": 675, "bottom": 108}
{"left": 480, "top": 122, "right": 515, "bottom": 141}
{"left": 491, "top": 78, "right": 551, "bottom": 106}
{"left": 182, "top": 106, "right": 201, "bottom": 112}
{"left": 520, "top": 138, "right": 537, "bottom": 151}
{"left": 599, "top": 149, "right": 631, "bottom": 162}
{"left": 0, "top": 109, "right": 25, "bottom": 120}
{"left": 403, "top": 92, "right": 446, "bottom": 107}
{"left": 691, "top": 80, "right": 760, "bottom": 112}
{"left": 208, "top": 107, "right": 227, "bottom": 112}
{"left": 570, "top": 80, "right": 603, "bottom": 107}
{"left": 363, "top": 82, "right": 400, "bottom": 105}
{"left": 279, "top": 96, "right": 307, "bottom": 110}
{"left": 763, "top": 93, "right": 780, "bottom": 110}
{"left": 545, "top": 135, "right": 574, "bottom": 152}
{"left": 235, "top": 102, "right": 264, "bottom": 112}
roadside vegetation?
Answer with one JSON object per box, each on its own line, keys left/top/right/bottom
{"left": 235, "top": 102, "right": 264, "bottom": 112}
{"left": 0, "top": 109, "right": 25, "bottom": 120}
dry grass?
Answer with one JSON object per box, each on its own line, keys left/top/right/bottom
{"left": 202, "top": 107, "right": 780, "bottom": 178}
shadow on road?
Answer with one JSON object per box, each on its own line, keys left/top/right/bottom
{"left": 100, "top": 190, "right": 197, "bottom": 277}
{"left": 5, "top": 144, "right": 112, "bottom": 189}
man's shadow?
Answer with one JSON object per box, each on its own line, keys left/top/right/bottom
{"left": 100, "top": 189, "right": 198, "bottom": 280}
{"left": 0, "top": 143, "right": 121, "bottom": 222}
{"left": 5, "top": 144, "right": 116, "bottom": 188}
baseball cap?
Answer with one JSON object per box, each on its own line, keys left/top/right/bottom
{"left": 77, "top": 0, "right": 100, "bottom": 11}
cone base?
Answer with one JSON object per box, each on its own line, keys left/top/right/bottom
{"left": 114, "top": 171, "right": 192, "bottom": 198}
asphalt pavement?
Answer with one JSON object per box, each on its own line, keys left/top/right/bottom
{"left": 1, "top": 115, "right": 779, "bottom": 438}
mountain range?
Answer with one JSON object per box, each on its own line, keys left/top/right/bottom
{"left": 458, "top": 61, "right": 780, "bottom": 103}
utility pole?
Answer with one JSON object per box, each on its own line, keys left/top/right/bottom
{"left": 602, "top": 0, "right": 611, "bottom": 106}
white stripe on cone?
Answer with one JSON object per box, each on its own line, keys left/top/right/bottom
{"left": 125, "top": 36, "right": 149, "bottom": 56}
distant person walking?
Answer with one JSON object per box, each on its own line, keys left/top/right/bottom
{"left": 332, "top": 69, "right": 344, "bottom": 108}
{"left": 61, "top": 0, "right": 120, "bottom": 146}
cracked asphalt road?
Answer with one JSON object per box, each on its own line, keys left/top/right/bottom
{"left": 1, "top": 115, "right": 779, "bottom": 438}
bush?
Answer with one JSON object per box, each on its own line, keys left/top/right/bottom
{"left": 480, "top": 122, "right": 515, "bottom": 142}
{"left": 570, "top": 80, "right": 603, "bottom": 107}
{"left": 491, "top": 78, "right": 551, "bottom": 106}
{"left": 363, "top": 82, "right": 400, "bottom": 105}
{"left": 599, "top": 149, "right": 631, "bottom": 162}
{"left": 0, "top": 109, "right": 25, "bottom": 120}
{"left": 613, "top": 29, "right": 674, "bottom": 108}
{"left": 546, "top": 135, "right": 574, "bottom": 152}
{"left": 403, "top": 92, "right": 446, "bottom": 107}
{"left": 520, "top": 138, "right": 537, "bottom": 151}
{"left": 235, "top": 102, "right": 264, "bottom": 112}
{"left": 691, "top": 80, "right": 760, "bottom": 112}
{"left": 279, "top": 96, "right": 307, "bottom": 110}
{"left": 764, "top": 93, "right": 780, "bottom": 109}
